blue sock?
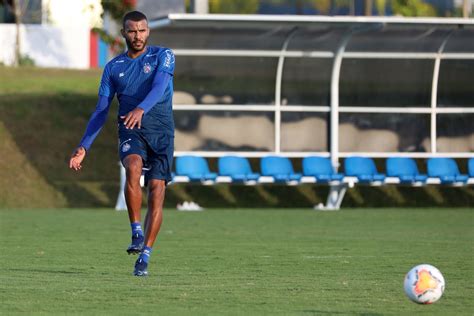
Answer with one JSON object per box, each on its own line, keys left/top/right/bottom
{"left": 131, "top": 222, "right": 143, "bottom": 237}
{"left": 139, "top": 246, "right": 152, "bottom": 263}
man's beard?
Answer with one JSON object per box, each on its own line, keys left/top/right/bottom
{"left": 126, "top": 38, "right": 147, "bottom": 52}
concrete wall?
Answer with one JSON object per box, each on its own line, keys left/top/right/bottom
{"left": 0, "top": 24, "right": 90, "bottom": 69}
{"left": 44, "top": 0, "right": 102, "bottom": 28}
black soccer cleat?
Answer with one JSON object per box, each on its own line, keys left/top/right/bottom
{"left": 133, "top": 258, "right": 148, "bottom": 277}
{"left": 126, "top": 233, "right": 144, "bottom": 255}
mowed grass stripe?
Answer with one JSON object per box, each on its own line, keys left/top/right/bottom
{"left": 0, "top": 208, "right": 472, "bottom": 315}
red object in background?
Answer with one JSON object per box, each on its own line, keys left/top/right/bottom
{"left": 123, "top": 0, "right": 136, "bottom": 7}
{"left": 90, "top": 30, "right": 98, "bottom": 68}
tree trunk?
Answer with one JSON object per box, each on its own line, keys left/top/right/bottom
{"left": 14, "top": 0, "right": 22, "bottom": 67}
{"left": 463, "top": 0, "right": 470, "bottom": 18}
{"left": 365, "top": 0, "right": 373, "bottom": 16}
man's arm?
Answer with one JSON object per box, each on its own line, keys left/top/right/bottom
{"left": 121, "top": 71, "right": 172, "bottom": 130}
{"left": 69, "top": 95, "right": 113, "bottom": 171}
{"left": 138, "top": 71, "right": 171, "bottom": 113}
{"left": 79, "top": 95, "right": 113, "bottom": 150}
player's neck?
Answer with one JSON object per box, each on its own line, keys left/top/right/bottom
{"left": 127, "top": 46, "right": 148, "bottom": 59}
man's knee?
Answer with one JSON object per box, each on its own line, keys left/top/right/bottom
{"left": 148, "top": 179, "right": 165, "bottom": 195}
{"left": 124, "top": 155, "right": 143, "bottom": 177}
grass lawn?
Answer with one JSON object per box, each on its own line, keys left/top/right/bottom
{"left": 0, "top": 207, "right": 473, "bottom": 315}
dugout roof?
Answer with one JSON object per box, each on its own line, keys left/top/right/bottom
{"left": 150, "top": 14, "right": 474, "bottom": 53}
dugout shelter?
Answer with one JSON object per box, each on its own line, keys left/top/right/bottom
{"left": 116, "top": 14, "right": 474, "bottom": 210}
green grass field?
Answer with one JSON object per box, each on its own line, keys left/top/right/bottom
{"left": 1, "top": 207, "right": 472, "bottom": 315}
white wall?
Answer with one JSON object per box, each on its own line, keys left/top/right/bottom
{"left": 44, "top": 0, "right": 103, "bottom": 28}
{"left": 0, "top": 0, "right": 102, "bottom": 68}
{"left": 0, "top": 24, "right": 90, "bottom": 69}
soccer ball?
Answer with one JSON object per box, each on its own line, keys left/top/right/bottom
{"left": 404, "top": 264, "right": 445, "bottom": 304}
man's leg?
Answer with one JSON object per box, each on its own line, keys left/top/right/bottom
{"left": 134, "top": 179, "right": 165, "bottom": 276}
{"left": 144, "top": 179, "right": 166, "bottom": 246}
{"left": 123, "top": 154, "right": 144, "bottom": 254}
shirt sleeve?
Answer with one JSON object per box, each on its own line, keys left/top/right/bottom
{"left": 137, "top": 71, "right": 172, "bottom": 114}
{"left": 157, "top": 49, "right": 175, "bottom": 76}
{"left": 98, "top": 63, "right": 116, "bottom": 97}
{"left": 79, "top": 95, "right": 113, "bottom": 151}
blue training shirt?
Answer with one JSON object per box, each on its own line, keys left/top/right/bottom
{"left": 100, "top": 46, "right": 175, "bottom": 135}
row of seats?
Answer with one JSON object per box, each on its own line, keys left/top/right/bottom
{"left": 172, "top": 156, "right": 474, "bottom": 185}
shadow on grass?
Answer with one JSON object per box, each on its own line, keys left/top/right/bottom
{"left": 301, "top": 311, "right": 382, "bottom": 316}
{"left": 7, "top": 268, "right": 85, "bottom": 275}
{"left": 0, "top": 93, "right": 119, "bottom": 207}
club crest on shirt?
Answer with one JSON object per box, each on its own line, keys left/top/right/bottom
{"left": 122, "top": 143, "right": 131, "bottom": 152}
{"left": 143, "top": 63, "right": 152, "bottom": 74}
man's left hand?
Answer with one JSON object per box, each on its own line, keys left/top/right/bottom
{"left": 121, "top": 108, "right": 145, "bottom": 129}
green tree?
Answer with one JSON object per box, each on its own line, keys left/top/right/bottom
{"left": 96, "top": 0, "right": 136, "bottom": 54}
{"left": 309, "top": 0, "right": 331, "bottom": 14}
{"left": 5, "top": 0, "right": 41, "bottom": 67}
{"left": 375, "top": 0, "right": 386, "bottom": 15}
{"left": 309, "top": 0, "right": 353, "bottom": 15}
{"left": 208, "top": 0, "right": 259, "bottom": 14}
{"left": 315, "top": 0, "right": 331, "bottom": 14}
{"left": 101, "top": 0, "right": 135, "bottom": 21}
{"left": 392, "top": 0, "right": 437, "bottom": 17}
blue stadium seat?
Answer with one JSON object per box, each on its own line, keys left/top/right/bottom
{"left": 175, "top": 156, "right": 217, "bottom": 182}
{"left": 427, "top": 158, "right": 468, "bottom": 184}
{"left": 386, "top": 157, "right": 427, "bottom": 183}
{"left": 218, "top": 156, "right": 260, "bottom": 182}
{"left": 468, "top": 158, "right": 474, "bottom": 178}
{"left": 302, "top": 156, "right": 343, "bottom": 182}
{"left": 260, "top": 156, "right": 302, "bottom": 182}
{"left": 344, "top": 156, "right": 385, "bottom": 183}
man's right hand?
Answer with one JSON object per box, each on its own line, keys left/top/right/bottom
{"left": 69, "top": 146, "right": 86, "bottom": 171}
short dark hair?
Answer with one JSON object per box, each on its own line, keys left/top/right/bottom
{"left": 122, "top": 11, "right": 148, "bottom": 28}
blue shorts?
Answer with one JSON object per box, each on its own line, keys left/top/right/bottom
{"left": 118, "top": 128, "right": 174, "bottom": 185}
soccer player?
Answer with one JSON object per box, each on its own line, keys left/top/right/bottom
{"left": 69, "top": 11, "right": 175, "bottom": 277}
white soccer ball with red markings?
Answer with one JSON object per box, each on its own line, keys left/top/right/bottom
{"left": 404, "top": 264, "right": 445, "bottom": 304}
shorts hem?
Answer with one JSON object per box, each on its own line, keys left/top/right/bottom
{"left": 144, "top": 175, "right": 172, "bottom": 186}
